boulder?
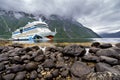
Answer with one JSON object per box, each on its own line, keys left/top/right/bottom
{"left": 61, "top": 69, "right": 69, "bottom": 77}
{"left": 89, "top": 47, "right": 100, "bottom": 54}
{"left": 0, "top": 54, "right": 8, "bottom": 62}
{"left": 14, "top": 71, "right": 26, "bottom": 80}
{"left": 91, "top": 42, "right": 100, "bottom": 48}
{"left": 96, "top": 48, "right": 119, "bottom": 58}
{"left": 113, "top": 65, "right": 120, "bottom": 73}
{"left": 112, "top": 47, "right": 120, "bottom": 54}
{"left": 2, "top": 47, "right": 11, "bottom": 53}
{"left": 0, "top": 63, "right": 5, "bottom": 71}
{"left": 21, "top": 55, "right": 31, "bottom": 61}
{"left": 100, "top": 56, "right": 118, "bottom": 65}
{"left": 82, "top": 55, "right": 100, "bottom": 62}
{"left": 95, "top": 63, "right": 120, "bottom": 74}
{"left": 56, "top": 61, "right": 65, "bottom": 68}
{"left": 57, "top": 47, "right": 64, "bottom": 53}
{"left": 25, "top": 62, "right": 38, "bottom": 71}
{"left": 31, "top": 46, "right": 40, "bottom": 50}
{"left": 21, "top": 54, "right": 31, "bottom": 61}
{"left": 63, "top": 45, "right": 86, "bottom": 57}
{"left": 50, "top": 53, "right": 56, "bottom": 61}
{"left": 30, "top": 70, "right": 38, "bottom": 80}
{"left": 45, "top": 47, "right": 58, "bottom": 52}
{"left": 70, "top": 61, "right": 91, "bottom": 78}
{"left": 43, "top": 59, "right": 55, "bottom": 68}
{"left": 24, "top": 47, "right": 33, "bottom": 52}
{"left": 34, "top": 54, "right": 45, "bottom": 62}
{"left": 0, "top": 46, "right": 4, "bottom": 53}
{"left": 115, "top": 43, "right": 120, "bottom": 48}
{"left": 3, "top": 73, "right": 15, "bottom": 80}
{"left": 13, "top": 56, "right": 21, "bottom": 62}
{"left": 100, "top": 43, "right": 112, "bottom": 49}
{"left": 36, "top": 49, "right": 44, "bottom": 55}
{"left": 51, "top": 69, "right": 59, "bottom": 77}
{"left": 15, "top": 48, "right": 27, "bottom": 55}
{"left": 10, "top": 64, "right": 25, "bottom": 73}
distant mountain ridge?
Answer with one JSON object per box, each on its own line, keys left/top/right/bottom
{"left": 100, "top": 31, "right": 120, "bottom": 38}
{"left": 0, "top": 9, "right": 100, "bottom": 39}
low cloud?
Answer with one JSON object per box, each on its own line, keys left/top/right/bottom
{"left": 0, "top": 0, "right": 120, "bottom": 33}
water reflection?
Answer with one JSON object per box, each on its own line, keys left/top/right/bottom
{"left": 92, "top": 38, "right": 120, "bottom": 43}
{"left": 12, "top": 38, "right": 120, "bottom": 44}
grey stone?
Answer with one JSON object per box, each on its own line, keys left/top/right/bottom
{"left": 0, "top": 63, "right": 5, "bottom": 71}
{"left": 96, "top": 48, "right": 119, "bottom": 58}
{"left": 100, "top": 43, "right": 112, "bottom": 49}
{"left": 31, "top": 46, "right": 40, "bottom": 50}
{"left": 82, "top": 55, "right": 100, "bottom": 62}
{"left": 25, "top": 62, "right": 38, "bottom": 71}
{"left": 70, "top": 61, "right": 91, "bottom": 78}
{"left": 89, "top": 47, "right": 100, "bottom": 54}
{"left": 95, "top": 63, "right": 120, "bottom": 74}
{"left": 91, "top": 42, "right": 100, "bottom": 48}
{"left": 100, "top": 56, "right": 118, "bottom": 65}
{"left": 14, "top": 71, "right": 26, "bottom": 80}
{"left": 63, "top": 45, "right": 86, "bottom": 57}
{"left": 3, "top": 73, "right": 15, "bottom": 80}
{"left": 61, "top": 70, "right": 69, "bottom": 77}
{"left": 51, "top": 69, "right": 59, "bottom": 77}
{"left": 30, "top": 70, "right": 38, "bottom": 80}
{"left": 34, "top": 54, "right": 44, "bottom": 62}
{"left": 10, "top": 64, "right": 25, "bottom": 73}
{"left": 115, "top": 43, "right": 120, "bottom": 48}
{"left": 43, "top": 59, "right": 55, "bottom": 68}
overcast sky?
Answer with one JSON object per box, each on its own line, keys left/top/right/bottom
{"left": 0, "top": 0, "right": 120, "bottom": 34}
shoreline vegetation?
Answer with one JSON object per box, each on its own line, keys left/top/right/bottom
{"left": 0, "top": 40, "right": 92, "bottom": 47}
{"left": 0, "top": 40, "right": 120, "bottom": 80}
{"left": 0, "top": 39, "right": 117, "bottom": 47}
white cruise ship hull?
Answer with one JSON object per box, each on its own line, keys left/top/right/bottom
{"left": 12, "top": 31, "right": 56, "bottom": 41}
{"left": 12, "top": 20, "right": 57, "bottom": 41}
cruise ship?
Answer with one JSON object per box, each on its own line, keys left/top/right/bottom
{"left": 12, "top": 19, "right": 57, "bottom": 41}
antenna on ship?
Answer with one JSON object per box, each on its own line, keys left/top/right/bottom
{"left": 55, "top": 28, "right": 57, "bottom": 33}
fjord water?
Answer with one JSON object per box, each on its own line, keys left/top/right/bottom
{"left": 12, "top": 38, "right": 120, "bottom": 44}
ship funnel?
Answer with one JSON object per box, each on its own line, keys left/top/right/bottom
{"left": 39, "top": 18, "right": 43, "bottom": 22}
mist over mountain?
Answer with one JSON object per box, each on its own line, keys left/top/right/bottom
{"left": 100, "top": 31, "right": 120, "bottom": 38}
{"left": 0, "top": 0, "right": 120, "bottom": 33}
{"left": 0, "top": 9, "right": 100, "bottom": 39}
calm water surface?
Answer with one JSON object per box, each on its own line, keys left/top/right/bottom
{"left": 12, "top": 38, "right": 120, "bottom": 44}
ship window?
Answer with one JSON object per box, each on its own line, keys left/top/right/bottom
{"left": 20, "top": 29, "right": 23, "bottom": 33}
{"left": 36, "top": 24, "right": 47, "bottom": 28}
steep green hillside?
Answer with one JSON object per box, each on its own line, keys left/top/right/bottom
{"left": 47, "top": 15, "right": 100, "bottom": 39}
{"left": 0, "top": 14, "right": 34, "bottom": 38}
{"left": 0, "top": 13, "right": 100, "bottom": 39}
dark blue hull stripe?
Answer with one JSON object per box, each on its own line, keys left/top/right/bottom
{"left": 13, "top": 26, "right": 37, "bottom": 35}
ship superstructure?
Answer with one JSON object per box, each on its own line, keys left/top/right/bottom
{"left": 12, "top": 19, "right": 57, "bottom": 41}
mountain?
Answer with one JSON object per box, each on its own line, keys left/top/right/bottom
{"left": 100, "top": 31, "right": 120, "bottom": 38}
{"left": 46, "top": 15, "right": 100, "bottom": 39}
{"left": 0, "top": 9, "right": 100, "bottom": 39}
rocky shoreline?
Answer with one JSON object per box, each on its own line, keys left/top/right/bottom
{"left": 0, "top": 42, "right": 120, "bottom": 80}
